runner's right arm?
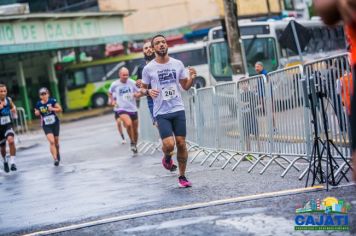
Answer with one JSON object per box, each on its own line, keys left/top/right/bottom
{"left": 141, "top": 66, "right": 159, "bottom": 98}
{"left": 108, "top": 83, "right": 116, "bottom": 106}
{"left": 34, "top": 102, "right": 41, "bottom": 117}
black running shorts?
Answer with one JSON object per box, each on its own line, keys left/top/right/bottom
{"left": 0, "top": 124, "right": 15, "bottom": 146}
{"left": 156, "top": 110, "right": 186, "bottom": 139}
{"left": 43, "top": 121, "right": 60, "bottom": 137}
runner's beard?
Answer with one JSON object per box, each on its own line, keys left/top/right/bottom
{"left": 144, "top": 53, "right": 155, "bottom": 61}
{"left": 156, "top": 48, "right": 168, "bottom": 57}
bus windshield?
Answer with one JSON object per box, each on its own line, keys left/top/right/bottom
{"left": 209, "top": 37, "right": 278, "bottom": 78}
{"left": 243, "top": 37, "right": 278, "bottom": 75}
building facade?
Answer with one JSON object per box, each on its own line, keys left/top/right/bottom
{"left": 99, "top": 0, "right": 283, "bottom": 34}
{"left": 0, "top": 0, "right": 99, "bottom": 13}
{"left": 0, "top": 12, "right": 126, "bottom": 119}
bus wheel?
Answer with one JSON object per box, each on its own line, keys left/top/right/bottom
{"left": 92, "top": 94, "right": 108, "bottom": 108}
{"left": 194, "top": 77, "right": 206, "bottom": 89}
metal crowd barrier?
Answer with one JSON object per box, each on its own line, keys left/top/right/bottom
{"left": 192, "top": 87, "right": 224, "bottom": 166}
{"left": 181, "top": 88, "right": 199, "bottom": 151}
{"left": 264, "top": 66, "right": 312, "bottom": 177}
{"left": 137, "top": 96, "right": 161, "bottom": 154}
{"left": 13, "top": 107, "right": 29, "bottom": 135}
{"left": 302, "top": 53, "right": 352, "bottom": 180}
{"left": 137, "top": 53, "right": 353, "bottom": 182}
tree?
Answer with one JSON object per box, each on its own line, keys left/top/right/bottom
{"left": 222, "top": 0, "right": 245, "bottom": 75}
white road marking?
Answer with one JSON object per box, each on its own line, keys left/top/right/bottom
{"left": 24, "top": 185, "right": 324, "bottom": 236}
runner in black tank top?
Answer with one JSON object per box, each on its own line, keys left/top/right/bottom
{"left": 0, "top": 84, "right": 17, "bottom": 173}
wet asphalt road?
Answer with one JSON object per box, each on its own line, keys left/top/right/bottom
{"left": 0, "top": 114, "right": 355, "bottom": 236}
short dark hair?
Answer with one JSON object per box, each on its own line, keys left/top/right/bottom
{"left": 0, "top": 84, "right": 6, "bottom": 88}
{"left": 151, "top": 34, "right": 166, "bottom": 47}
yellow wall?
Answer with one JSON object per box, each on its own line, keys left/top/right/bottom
{"left": 99, "top": 0, "right": 282, "bottom": 34}
{"left": 216, "top": 0, "right": 282, "bottom": 16}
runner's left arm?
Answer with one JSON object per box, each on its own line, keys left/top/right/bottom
{"left": 9, "top": 98, "right": 18, "bottom": 119}
{"left": 49, "top": 99, "right": 62, "bottom": 113}
{"left": 179, "top": 66, "right": 197, "bottom": 91}
{"left": 52, "top": 103, "right": 63, "bottom": 113}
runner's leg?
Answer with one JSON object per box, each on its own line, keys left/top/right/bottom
{"left": 157, "top": 114, "right": 177, "bottom": 171}
{"left": 54, "top": 136, "right": 60, "bottom": 161}
{"left": 120, "top": 114, "right": 134, "bottom": 144}
{"left": 132, "top": 119, "right": 139, "bottom": 144}
{"left": 7, "top": 135, "right": 17, "bottom": 171}
{"left": 1, "top": 143, "right": 9, "bottom": 172}
{"left": 46, "top": 133, "right": 58, "bottom": 162}
{"left": 162, "top": 137, "right": 175, "bottom": 158}
{"left": 175, "top": 136, "right": 188, "bottom": 177}
{"left": 1, "top": 144, "right": 6, "bottom": 159}
{"left": 171, "top": 111, "right": 191, "bottom": 187}
{"left": 116, "top": 118, "right": 125, "bottom": 141}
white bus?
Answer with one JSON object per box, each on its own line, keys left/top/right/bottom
{"left": 207, "top": 18, "right": 346, "bottom": 82}
{"left": 168, "top": 41, "right": 209, "bottom": 88}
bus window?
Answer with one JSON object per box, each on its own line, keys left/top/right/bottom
{"left": 209, "top": 42, "right": 233, "bottom": 80}
{"left": 67, "top": 70, "right": 86, "bottom": 90}
{"left": 86, "top": 66, "right": 106, "bottom": 82}
{"left": 279, "top": 26, "right": 346, "bottom": 56}
{"left": 105, "top": 62, "right": 126, "bottom": 81}
{"left": 170, "top": 49, "right": 208, "bottom": 66}
{"left": 126, "top": 58, "right": 145, "bottom": 76}
{"left": 243, "top": 38, "right": 278, "bottom": 75}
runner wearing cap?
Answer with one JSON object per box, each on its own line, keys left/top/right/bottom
{"left": 34, "top": 88, "right": 63, "bottom": 166}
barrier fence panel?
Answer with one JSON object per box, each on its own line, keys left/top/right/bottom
{"left": 267, "top": 66, "right": 311, "bottom": 158}
{"left": 195, "top": 87, "right": 218, "bottom": 150}
{"left": 13, "top": 107, "right": 28, "bottom": 135}
{"left": 181, "top": 88, "right": 198, "bottom": 149}
{"left": 237, "top": 75, "right": 272, "bottom": 155}
{"left": 212, "top": 82, "right": 243, "bottom": 168}
{"left": 194, "top": 87, "right": 223, "bottom": 165}
{"left": 215, "top": 82, "right": 240, "bottom": 152}
{"left": 137, "top": 97, "right": 161, "bottom": 154}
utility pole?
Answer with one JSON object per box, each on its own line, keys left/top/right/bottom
{"left": 222, "top": 0, "right": 245, "bottom": 75}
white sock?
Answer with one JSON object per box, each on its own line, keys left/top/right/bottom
{"left": 5, "top": 156, "right": 10, "bottom": 163}
{"left": 10, "top": 156, "right": 15, "bottom": 165}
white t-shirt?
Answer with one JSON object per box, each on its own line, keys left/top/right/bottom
{"left": 109, "top": 79, "right": 139, "bottom": 113}
{"left": 142, "top": 57, "right": 188, "bottom": 117}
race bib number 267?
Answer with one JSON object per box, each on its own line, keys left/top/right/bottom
{"left": 162, "top": 86, "right": 177, "bottom": 101}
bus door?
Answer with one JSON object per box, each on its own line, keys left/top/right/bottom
{"left": 207, "top": 39, "right": 234, "bottom": 84}
{"left": 66, "top": 69, "right": 90, "bottom": 110}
